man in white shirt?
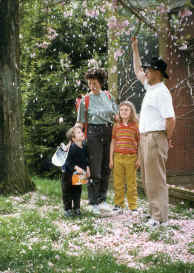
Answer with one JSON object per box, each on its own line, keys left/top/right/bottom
{"left": 131, "top": 37, "right": 176, "bottom": 227}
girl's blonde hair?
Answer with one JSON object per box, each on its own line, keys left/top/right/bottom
{"left": 119, "top": 101, "right": 138, "bottom": 123}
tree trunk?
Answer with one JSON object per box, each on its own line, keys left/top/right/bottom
{"left": 0, "top": 0, "right": 35, "bottom": 194}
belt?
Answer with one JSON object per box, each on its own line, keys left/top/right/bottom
{"left": 140, "top": 130, "right": 166, "bottom": 136}
{"left": 88, "top": 123, "right": 112, "bottom": 127}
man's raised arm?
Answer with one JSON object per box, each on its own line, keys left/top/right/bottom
{"left": 131, "top": 37, "right": 146, "bottom": 85}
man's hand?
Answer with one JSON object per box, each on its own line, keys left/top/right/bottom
{"left": 131, "top": 36, "right": 138, "bottom": 50}
{"left": 168, "top": 139, "right": 174, "bottom": 149}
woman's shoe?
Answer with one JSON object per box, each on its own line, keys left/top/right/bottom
{"left": 74, "top": 209, "right": 81, "bottom": 216}
{"left": 64, "top": 209, "right": 73, "bottom": 217}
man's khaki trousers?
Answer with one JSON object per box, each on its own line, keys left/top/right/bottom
{"left": 140, "top": 132, "right": 169, "bottom": 222}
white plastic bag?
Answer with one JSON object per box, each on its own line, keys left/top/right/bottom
{"left": 51, "top": 143, "right": 69, "bottom": 167}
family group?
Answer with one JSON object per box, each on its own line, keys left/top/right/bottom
{"left": 60, "top": 37, "right": 176, "bottom": 228}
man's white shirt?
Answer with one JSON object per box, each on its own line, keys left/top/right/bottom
{"left": 139, "top": 80, "right": 175, "bottom": 133}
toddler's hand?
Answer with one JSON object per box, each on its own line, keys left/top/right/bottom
{"left": 86, "top": 167, "right": 91, "bottom": 178}
{"left": 74, "top": 166, "right": 84, "bottom": 174}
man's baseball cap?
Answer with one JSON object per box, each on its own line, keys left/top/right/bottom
{"left": 142, "top": 57, "right": 169, "bottom": 79}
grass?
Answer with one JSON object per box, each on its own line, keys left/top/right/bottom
{"left": 0, "top": 176, "right": 193, "bottom": 273}
{"left": 169, "top": 200, "right": 194, "bottom": 219}
{"left": 0, "top": 197, "right": 15, "bottom": 214}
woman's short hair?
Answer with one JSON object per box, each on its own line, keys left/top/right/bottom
{"left": 85, "top": 68, "right": 107, "bottom": 87}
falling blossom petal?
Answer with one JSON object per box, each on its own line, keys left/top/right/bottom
{"left": 114, "top": 48, "right": 124, "bottom": 60}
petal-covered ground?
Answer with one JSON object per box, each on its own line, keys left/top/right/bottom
{"left": 1, "top": 183, "right": 194, "bottom": 272}
{"left": 53, "top": 197, "right": 194, "bottom": 270}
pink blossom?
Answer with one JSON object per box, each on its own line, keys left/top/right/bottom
{"left": 47, "top": 28, "right": 58, "bottom": 40}
{"left": 64, "top": 10, "right": 73, "bottom": 17}
{"left": 30, "top": 53, "right": 36, "bottom": 58}
{"left": 55, "top": 255, "right": 60, "bottom": 260}
{"left": 124, "top": 30, "right": 131, "bottom": 35}
{"left": 99, "top": 6, "right": 106, "bottom": 13}
{"left": 179, "top": 8, "right": 192, "bottom": 18}
{"left": 37, "top": 41, "right": 49, "bottom": 49}
{"left": 48, "top": 262, "right": 54, "bottom": 267}
{"left": 158, "top": 3, "right": 169, "bottom": 14}
{"left": 114, "top": 49, "right": 124, "bottom": 60}
{"left": 112, "top": 0, "right": 118, "bottom": 9}
{"left": 83, "top": 21, "right": 88, "bottom": 27}
{"left": 107, "top": 16, "right": 118, "bottom": 30}
{"left": 120, "top": 19, "right": 130, "bottom": 28}
{"left": 76, "top": 80, "right": 81, "bottom": 86}
{"left": 85, "top": 9, "right": 99, "bottom": 18}
{"left": 111, "top": 66, "right": 117, "bottom": 74}
{"left": 179, "top": 44, "right": 188, "bottom": 50}
{"left": 47, "top": 27, "right": 56, "bottom": 34}
{"left": 82, "top": 1, "right": 87, "bottom": 8}
{"left": 88, "top": 58, "right": 98, "bottom": 68}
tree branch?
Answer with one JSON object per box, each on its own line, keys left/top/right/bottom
{"left": 118, "top": 0, "right": 158, "bottom": 33}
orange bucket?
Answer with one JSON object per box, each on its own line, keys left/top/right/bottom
{"left": 72, "top": 172, "right": 88, "bottom": 185}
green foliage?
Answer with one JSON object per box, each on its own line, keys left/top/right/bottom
{"left": 170, "top": 201, "right": 194, "bottom": 219}
{"left": 187, "top": 241, "right": 194, "bottom": 255}
{"left": 149, "top": 229, "right": 178, "bottom": 244}
{"left": 20, "top": 0, "right": 108, "bottom": 176}
{"left": 139, "top": 252, "right": 172, "bottom": 265}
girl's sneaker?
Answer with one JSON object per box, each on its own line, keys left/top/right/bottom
{"left": 113, "top": 205, "right": 123, "bottom": 213}
{"left": 98, "top": 202, "right": 112, "bottom": 211}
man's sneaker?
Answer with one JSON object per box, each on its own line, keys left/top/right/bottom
{"left": 88, "top": 205, "right": 101, "bottom": 215}
{"left": 98, "top": 202, "right": 112, "bottom": 211}
{"left": 64, "top": 209, "right": 73, "bottom": 217}
{"left": 145, "top": 218, "right": 160, "bottom": 227}
{"left": 160, "top": 221, "right": 168, "bottom": 227}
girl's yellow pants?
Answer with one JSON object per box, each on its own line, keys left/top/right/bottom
{"left": 113, "top": 153, "right": 137, "bottom": 210}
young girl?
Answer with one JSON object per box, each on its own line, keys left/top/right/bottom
{"left": 61, "top": 125, "right": 90, "bottom": 217}
{"left": 109, "top": 101, "right": 140, "bottom": 212}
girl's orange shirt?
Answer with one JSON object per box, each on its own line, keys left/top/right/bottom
{"left": 112, "top": 122, "right": 139, "bottom": 154}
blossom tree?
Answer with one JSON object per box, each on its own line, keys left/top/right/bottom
{"left": 21, "top": 0, "right": 108, "bottom": 176}
{"left": 113, "top": 0, "right": 194, "bottom": 183}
